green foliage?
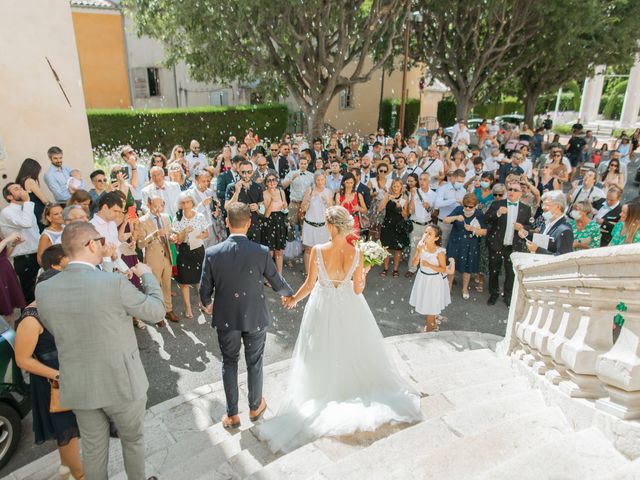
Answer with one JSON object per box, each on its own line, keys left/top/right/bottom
{"left": 602, "top": 80, "right": 628, "bottom": 119}
{"left": 437, "top": 99, "right": 457, "bottom": 128}
{"left": 472, "top": 102, "right": 523, "bottom": 119}
{"left": 612, "top": 128, "right": 636, "bottom": 138}
{"left": 553, "top": 124, "right": 573, "bottom": 135}
{"left": 86, "top": 104, "right": 288, "bottom": 153}
{"left": 379, "top": 98, "right": 421, "bottom": 137}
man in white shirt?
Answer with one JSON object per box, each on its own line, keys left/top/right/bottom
{"left": 464, "top": 157, "right": 485, "bottom": 189}
{"left": 402, "top": 137, "right": 422, "bottom": 158}
{"left": 566, "top": 169, "right": 605, "bottom": 211}
{"left": 185, "top": 140, "right": 208, "bottom": 179}
{"left": 484, "top": 148, "right": 502, "bottom": 174}
{"left": 189, "top": 170, "right": 218, "bottom": 248}
{"left": 90, "top": 192, "right": 124, "bottom": 270}
{"left": 406, "top": 172, "right": 437, "bottom": 277}
{"left": 435, "top": 170, "right": 467, "bottom": 245}
{"left": 375, "top": 128, "right": 388, "bottom": 145}
{"left": 405, "top": 152, "right": 423, "bottom": 178}
{"left": 365, "top": 142, "right": 383, "bottom": 163}
{"left": 43, "top": 146, "right": 85, "bottom": 204}
{"left": 420, "top": 149, "right": 445, "bottom": 190}
{"left": 0, "top": 183, "right": 41, "bottom": 303}
{"left": 119, "top": 145, "right": 146, "bottom": 210}
{"left": 360, "top": 156, "right": 375, "bottom": 186}
{"left": 518, "top": 145, "right": 533, "bottom": 178}
{"left": 487, "top": 119, "right": 500, "bottom": 138}
{"left": 141, "top": 166, "right": 182, "bottom": 217}
{"left": 282, "top": 155, "right": 315, "bottom": 239}
{"left": 452, "top": 121, "right": 470, "bottom": 147}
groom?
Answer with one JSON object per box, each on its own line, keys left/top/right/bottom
{"left": 199, "top": 202, "right": 294, "bottom": 428}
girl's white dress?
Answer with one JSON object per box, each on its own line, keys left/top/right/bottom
{"left": 409, "top": 247, "right": 451, "bottom": 315}
{"left": 256, "top": 247, "right": 423, "bottom": 453}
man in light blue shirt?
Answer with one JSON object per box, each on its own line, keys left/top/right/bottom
{"left": 326, "top": 159, "right": 343, "bottom": 192}
{"left": 435, "top": 169, "right": 466, "bottom": 245}
{"left": 43, "top": 146, "right": 82, "bottom": 203}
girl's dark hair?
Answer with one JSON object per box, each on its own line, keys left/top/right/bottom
{"left": 602, "top": 159, "right": 620, "bottom": 182}
{"left": 480, "top": 171, "right": 494, "bottom": 183}
{"left": 407, "top": 173, "right": 419, "bottom": 185}
{"left": 339, "top": 172, "right": 357, "bottom": 196}
{"left": 40, "top": 244, "right": 66, "bottom": 272}
{"left": 426, "top": 224, "right": 442, "bottom": 246}
{"left": 16, "top": 158, "right": 42, "bottom": 187}
{"left": 67, "top": 189, "right": 93, "bottom": 208}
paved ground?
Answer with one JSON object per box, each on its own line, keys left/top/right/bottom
{"left": 3, "top": 156, "right": 638, "bottom": 476}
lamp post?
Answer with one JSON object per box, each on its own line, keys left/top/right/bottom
{"left": 399, "top": 11, "right": 422, "bottom": 138}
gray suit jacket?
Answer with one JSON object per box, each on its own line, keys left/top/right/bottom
{"left": 35, "top": 263, "right": 165, "bottom": 409}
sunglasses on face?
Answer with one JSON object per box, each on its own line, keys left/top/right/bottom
{"left": 507, "top": 188, "right": 521, "bottom": 192}
{"left": 240, "top": 170, "right": 252, "bottom": 175}
{"left": 378, "top": 169, "right": 388, "bottom": 173}
{"left": 494, "top": 193, "right": 504, "bottom": 197}
{"left": 95, "top": 179, "right": 106, "bottom": 183}
{"left": 177, "top": 150, "right": 184, "bottom": 153}
{"left": 463, "top": 205, "right": 475, "bottom": 209}
{"left": 84, "top": 236, "right": 106, "bottom": 247}
{"left": 266, "top": 178, "right": 277, "bottom": 183}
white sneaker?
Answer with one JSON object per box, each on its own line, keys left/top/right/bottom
{"left": 58, "top": 465, "right": 71, "bottom": 479}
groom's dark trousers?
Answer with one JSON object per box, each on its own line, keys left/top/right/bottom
{"left": 199, "top": 234, "right": 294, "bottom": 416}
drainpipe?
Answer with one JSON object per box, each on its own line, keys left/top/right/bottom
{"left": 120, "top": 9, "right": 134, "bottom": 108}
{"left": 173, "top": 65, "right": 179, "bottom": 107}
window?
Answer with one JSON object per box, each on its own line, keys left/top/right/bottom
{"left": 132, "top": 67, "right": 161, "bottom": 98}
{"left": 339, "top": 86, "right": 354, "bottom": 109}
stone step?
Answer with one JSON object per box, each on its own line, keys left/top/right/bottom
{"left": 604, "top": 458, "right": 640, "bottom": 480}
{"left": 412, "top": 361, "right": 518, "bottom": 396}
{"left": 442, "top": 375, "right": 532, "bottom": 407}
{"left": 476, "top": 428, "right": 631, "bottom": 480}
{"left": 245, "top": 443, "right": 333, "bottom": 480}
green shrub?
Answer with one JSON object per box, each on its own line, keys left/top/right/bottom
{"left": 472, "top": 101, "right": 523, "bottom": 119}
{"left": 553, "top": 124, "right": 573, "bottom": 135}
{"left": 379, "top": 98, "right": 421, "bottom": 137}
{"left": 86, "top": 104, "right": 288, "bottom": 154}
{"left": 612, "top": 128, "right": 636, "bottom": 138}
{"left": 437, "top": 99, "right": 457, "bottom": 127}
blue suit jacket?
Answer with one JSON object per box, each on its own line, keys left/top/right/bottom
{"left": 528, "top": 216, "right": 574, "bottom": 255}
{"left": 199, "top": 235, "right": 294, "bottom": 331}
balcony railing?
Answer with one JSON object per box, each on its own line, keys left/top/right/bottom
{"left": 500, "top": 244, "right": 640, "bottom": 420}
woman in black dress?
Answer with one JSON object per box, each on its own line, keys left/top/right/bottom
{"left": 378, "top": 178, "right": 410, "bottom": 278}
{"left": 261, "top": 172, "right": 288, "bottom": 274}
{"left": 172, "top": 192, "right": 209, "bottom": 319}
{"left": 14, "top": 251, "right": 82, "bottom": 480}
{"left": 16, "top": 158, "right": 50, "bottom": 232}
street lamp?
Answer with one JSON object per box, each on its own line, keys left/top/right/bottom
{"left": 399, "top": 11, "right": 422, "bottom": 138}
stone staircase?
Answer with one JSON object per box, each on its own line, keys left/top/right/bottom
{"left": 4, "top": 331, "right": 639, "bottom": 480}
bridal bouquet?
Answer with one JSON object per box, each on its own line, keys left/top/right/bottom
{"left": 357, "top": 240, "right": 390, "bottom": 268}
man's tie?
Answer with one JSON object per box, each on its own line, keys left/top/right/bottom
{"left": 154, "top": 216, "right": 171, "bottom": 259}
{"left": 508, "top": 202, "right": 518, "bottom": 206}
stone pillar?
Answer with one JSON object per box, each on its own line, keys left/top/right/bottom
{"left": 578, "top": 65, "right": 606, "bottom": 124}
{"left": 620, "top": 56, "right": 640, "bottom": 128}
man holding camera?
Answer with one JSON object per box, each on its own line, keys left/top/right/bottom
{"left": 225, "top": 160, "right": 264, "bottom": 243}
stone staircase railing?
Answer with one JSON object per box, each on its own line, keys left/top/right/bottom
{"left": 500, "top": 244, "right": 640, "bottom": 420}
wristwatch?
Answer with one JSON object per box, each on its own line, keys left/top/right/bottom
{"left": 54, "top": 373, "right": 60, "bottom": 381}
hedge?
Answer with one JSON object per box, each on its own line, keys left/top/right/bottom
{"left": 437, "top": 99, "right": 456, "bottom": 127}
{"left": 86, "top": 104, "right": 289, "bottom": 154}
{"left": 379, "top": 98, "right": 421, "bottom": 137}
{"left": 472, "top": 101, "right": 523, "bottom": 119}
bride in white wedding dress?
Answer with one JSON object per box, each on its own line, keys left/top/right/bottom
{"left": 256, "top": 206, "right": 423, "bottom": 453}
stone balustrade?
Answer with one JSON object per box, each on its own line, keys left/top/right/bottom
{"left": 500, "top": 244, "right": 640, "bottom": 420}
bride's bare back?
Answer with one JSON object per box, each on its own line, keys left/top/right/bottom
{"left": 316, "top": 242, "right": 358, "bottom": 286}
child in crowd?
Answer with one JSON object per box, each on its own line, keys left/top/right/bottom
{"left": 409, "top": 225, "right": 454, "bottom": 332}
{"left": 66, "top": 169, "right": 83, "bottom": 194}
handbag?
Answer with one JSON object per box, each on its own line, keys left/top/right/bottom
{"left": 49, "top": 380, "right": 70, "bottom": 413}
{"left": 401, "top": 219, "right": 414, "bottom": 234}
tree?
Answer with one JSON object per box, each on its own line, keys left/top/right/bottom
{"left": 517, "top": 0, "right": 640, "bottom": 126}
{"left": 411, "top": 0, "right": 541, "bottom": 121}
{"left": 124, "top": 0, "right": 410, "bottom": 137}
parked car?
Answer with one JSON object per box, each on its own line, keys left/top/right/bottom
{"left": 495, "top": 114, "right": 524, "bottom": 130}
{"left": 0, "top": 316, "right": 31, "bottom": 469}
{"left": 444, "top": 118, "right": 483, "bottom": 145}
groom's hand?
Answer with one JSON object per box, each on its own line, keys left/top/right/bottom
{"left": 200, "top": 303, "right": 213, "bottom": 315}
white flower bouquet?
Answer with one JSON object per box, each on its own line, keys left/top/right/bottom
{"left": 357, "top": 240, "right": 390, "bottom": 268}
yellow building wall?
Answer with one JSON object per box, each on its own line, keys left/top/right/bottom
{"left": 72, "top": 10, "right": 131, "bottom": 108}
{"left": 324, "top": 58, "right": 443, "bottom": 135}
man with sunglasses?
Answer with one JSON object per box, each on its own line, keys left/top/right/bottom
{"left": 88, "top": 169, "right": 108, "bottom": 217}
{"left": 251, "top": 154, "right": 277, "bottom": 186}
{"left": 36, "top": 221, "right": 164, "bottom": 480}
{"left": 484, "top": 180, "right": 532, "bottom": 307}
{"left": 226, "top": 160, "right": 264, "bottom": 243}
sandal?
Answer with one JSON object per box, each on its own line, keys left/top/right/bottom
{"left": 380, "top": 269, "right": 388, "bottom": 277}
{"left": 185, "top": 311, "right": 194, "bottom": 319}
{"left": 404, "top": 271, "right": 415, "bottom": 278}
{"left": 475, "top": 284, "right": 484, "bottom": 293}
{"left": 392, "top": 270, "right": 399, "bottom": 278}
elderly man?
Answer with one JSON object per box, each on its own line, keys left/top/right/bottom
{"left": 141, "top": 166, "right": 182, "bottom": 217}
{"left": 138, "top": 195, "right": 178, "bottom": 325}
{"left": 0, "top": 183, "right": 40, "bottom": 303}
{"left": 593, "top": 186, "right": 623, "bottom": 246}
{"left": 189, "top": 170, "right": 222, "bottom": 248}
{"left": 35, "top": 221, "right": 163, "bottom": 480}
{"left": 251, "top": 154, "right": 277, "bottom": 186}
{"left": 62, "top": 204, "right": 89, "bottom": 223}
{"left": 186, "top": 139, "right": 207, "bottom": 178}
{"left": 520, "top": 190, "right": 573, "bottom": 256}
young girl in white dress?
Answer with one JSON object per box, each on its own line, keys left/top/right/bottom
{"left": 409, "top": 225, "right": 453, "bottom": 332}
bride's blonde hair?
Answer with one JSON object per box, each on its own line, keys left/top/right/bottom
{"left": 325, "top": 205, "right": 354, "bottom": 236}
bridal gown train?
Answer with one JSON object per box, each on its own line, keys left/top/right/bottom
{"left": 256, "top": 247, "right": 424, "bottom": 453}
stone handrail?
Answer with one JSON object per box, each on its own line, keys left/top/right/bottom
{"left": 499, "top": 244, "right": 640, "bottom": 420}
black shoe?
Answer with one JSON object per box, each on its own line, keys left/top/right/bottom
{"left": 487, "top": 294, "right": 499, "bottom": 305}
{"left": 503, "top": 297, "right": 511, "bottom": 307}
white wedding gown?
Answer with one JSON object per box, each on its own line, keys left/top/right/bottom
{"left": 256, "top": 247, "right": 424, "bottom": 453}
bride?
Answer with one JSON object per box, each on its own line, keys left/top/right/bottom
{"left": 256, "top": 206, "right": 423, "bottom": 453}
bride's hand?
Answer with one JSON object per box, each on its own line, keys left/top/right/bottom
{"left": 363, "top": 265, "right": 371, "bottom": 274}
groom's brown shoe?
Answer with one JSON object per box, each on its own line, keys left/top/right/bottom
{"left": 249, "top": 398, "right": 267, "bottom": 422}
{"left": 221, "top": 414, "right": 241, "bottom": 429}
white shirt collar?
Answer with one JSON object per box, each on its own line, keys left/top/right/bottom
{"left": 68, "top": 261, "right": 96, "bottom": 269}
{"left": 229, "top": 233, "right": 247, "bottom": 238}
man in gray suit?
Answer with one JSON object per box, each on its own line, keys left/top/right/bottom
{"left": 200, "top": 202, "right": 294, "bottom": 428}
{"left": 36, "top": 221, "right": 165, "bottom": 480}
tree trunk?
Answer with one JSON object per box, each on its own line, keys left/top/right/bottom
{"left": 523, "top": 88, "right": 540, "bottom": 128}
{"left": 454, "top": 93, "right": 474, "bottom": 122}
{"left": 304, "top": 101, "right": 331, "bottom": 139}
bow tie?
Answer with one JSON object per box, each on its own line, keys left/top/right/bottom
{"left": 157, "top": 186, "right": 165, "bottom": 191}
{"left": 508, "top": 201, "right": 518, "bottom": 206}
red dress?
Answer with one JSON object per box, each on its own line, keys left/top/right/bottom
{"left": 338, "top": 193, "right": 361, "bottom": 240}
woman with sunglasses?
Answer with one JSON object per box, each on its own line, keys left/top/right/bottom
{"left": 443, "top": 193, "right": 486, "bottom": 299}
{"left": 150, "top": 152, "right": 168, "bottom": 178}
{"left": 534, "top": 163, "right": 562, "bottom": 196}
{"left": 545, "top": 149, "right": 570, "bottom": 184}
{"left": 169, "top": 144, "right": 188, "bottom": 175}
{"left": 367, "top": 160, "right": 393, "bottom": 240}
{"left": 601, "top": 158, "right": 625, "bottom": 192}
{"left": 262, "top": 173, "right": 288, "bottom": 274}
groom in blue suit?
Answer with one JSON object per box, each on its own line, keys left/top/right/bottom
{"left": 199, "top": 202, "right": 294, "bottom": 428}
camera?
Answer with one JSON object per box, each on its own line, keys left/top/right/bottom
{"left": 110, "top": 168, "right": 129, "bottom": 181}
